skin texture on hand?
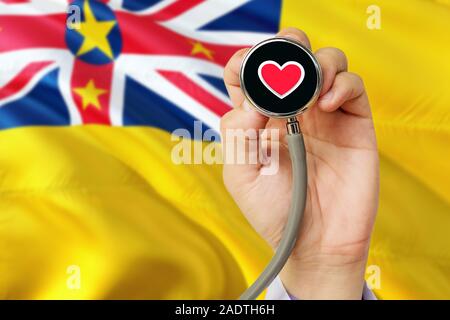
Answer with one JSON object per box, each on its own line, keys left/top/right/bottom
{"left": 221, "top": 28, "right": 379, "bottom": 300}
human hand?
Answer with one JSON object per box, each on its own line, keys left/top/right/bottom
{"left": 221, "top": 28, "right": 379, "bottom": 299}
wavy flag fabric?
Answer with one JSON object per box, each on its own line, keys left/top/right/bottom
{"left": 0, "top": 0, "right": 278, "bottom": 299}
{"left": 0, "top": 0, "right": 449, "bottom": 299}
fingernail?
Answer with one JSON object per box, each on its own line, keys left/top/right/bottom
{"left": 320, "top": 90, "right": 334, "bottom": 102}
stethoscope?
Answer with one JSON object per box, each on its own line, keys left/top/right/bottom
{"left": 238, "top": 37, "right": 322, "bottom": 300}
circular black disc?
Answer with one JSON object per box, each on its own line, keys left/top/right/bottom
{"left": 240, "top": 37, "right": 322, "bottom": 118}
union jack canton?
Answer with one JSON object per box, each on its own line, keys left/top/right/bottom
{"left": 0, "top": 0, "right": 281, "bottom": 135}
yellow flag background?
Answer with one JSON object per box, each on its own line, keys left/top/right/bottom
{"left": 281, "top": 0, "right": 450, "bottom": 299}
{"left": 0, "top": 126, "right": 274, "bottom": 299}
{"left": 1, "top": 0, "right": 449, "bottom": 300}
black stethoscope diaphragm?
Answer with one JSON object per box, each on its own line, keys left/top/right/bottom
{"left": 240, "top": 37, "right": 322, "bottom": 118}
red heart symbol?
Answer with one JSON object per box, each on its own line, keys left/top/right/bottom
{"left": 258, "top": 61, "right": 305, "bottom": 99}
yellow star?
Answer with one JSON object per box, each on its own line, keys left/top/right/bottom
{"left": 71, "top": 0, "right": 116, "bottom": 59}
{"left": 190, "top": 41, "right": 214, "bottom": 60}
{"left": 73, "top": 79, "right": 107, "bottom": 110}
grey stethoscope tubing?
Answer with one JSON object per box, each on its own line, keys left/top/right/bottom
{"left": 238, "top": 37, "right": 322, "bottom": 300}
{"left": 239, "top": 119, "right": 308, "bottom": 300}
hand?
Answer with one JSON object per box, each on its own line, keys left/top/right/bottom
{"left": 221, "top": 28, "right": 379, "bottom": 299}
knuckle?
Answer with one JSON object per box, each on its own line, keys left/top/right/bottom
{"left": 332, "top": 48, "right": 348, "bottom": 68}
{"left": 332, "top": 47, "right": 347, "bottom": 60}
{"left": 316, "top": 47, "right": 348, "bottom": 68}
{"left": 338, "top": 72, "right": 365, "bottom": 99}
{"left": 348, "top": 72, "right": 364, "bottom": 86}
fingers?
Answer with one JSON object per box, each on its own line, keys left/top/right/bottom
{"left": 277, "top": 27, "right": 311, "bottom": 49}
{"left": 224, "top": 48, "right": 249, "bottom": 108}
{"left": 314, "top": 47, "right": 371, "bottom": 119}
{"left": 318, "top": 72, "right": 371, "bottom": 118}
{"left": 315, "top": 47, "right": 348, "bottom": 96}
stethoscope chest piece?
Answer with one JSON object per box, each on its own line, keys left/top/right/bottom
{"left": 240, "top": 37, "right": 322, "bottom": 118}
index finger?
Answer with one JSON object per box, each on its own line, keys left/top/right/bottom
{"left": 224, "top": 48, "right": 249, "bottom": 108}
